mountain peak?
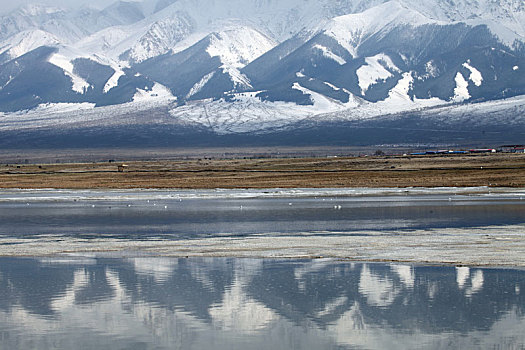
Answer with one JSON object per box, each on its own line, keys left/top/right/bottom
{"left": 323, "top": 1, "right": 435, "bottom": 58}
{"left": 205, "top": 25, "right": 277, "bottom": 68}
{"left": 15, "top": 3, "right": 64, "bottom": 17}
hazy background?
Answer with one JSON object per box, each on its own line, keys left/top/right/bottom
{"left": 0, "top": 0, "right": 125, "bottom": 14}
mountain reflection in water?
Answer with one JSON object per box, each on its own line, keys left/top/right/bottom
{"left": 0, "top": 258, "right": 524, "bottom": 350}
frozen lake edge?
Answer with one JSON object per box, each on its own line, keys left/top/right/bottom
{"left": 0, "top": 187, "right": 524, "bottom": 267}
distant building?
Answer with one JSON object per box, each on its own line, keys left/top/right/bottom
{"left": 501, "top": 145, "right": 525, "bottom": 153}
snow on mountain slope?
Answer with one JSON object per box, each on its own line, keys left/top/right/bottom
{"left": 0, "top": 0, "right": 524, "bottom": 129}
{"left": 48, "top": 51, "right": 92, "bottom": 94}
{"left": 402, "top": 0, "right": 525, "bottom": 44}
{"left": 75, "top": 26, "right": 138, "bottom": 58}
{"left": 0, "top": 2, "right": 149, "bottom": 45}
{"left": 206, "top": 26, "right": 276, "bottom": 69}
{"left": 3, "top": 0, "right": 525, "bottom": 48}
{"left": 133, "top": 83, "right": 174, "bottom": 102}
{"left": 121, "top": 12, "right": 195, "bottom": 63}
{"left": 324, "top": 1, "right": 439, "bottom": 58}
{"left": 73, "top": 10, "right": 195, "bottom": 65}
{"left": 150, "top": 0, "right": 323, "bottom": 42}
{"left": 1, "top": 92, "right": 522, "bottom": 137}
{"left": 356, "top": 53, "right": 401, "bottom": 94}
{"left": 104, "top": 69, "right": 126, "bottom": 93}
{"left": 168, "top": 76, "right": 447, "bottom": 134}
{"left": 0, "top": 4, "right": 66, "bottom": 41}
{"left": 462, "top": 61, "right": 483, "bottom": 87}
{"left": 0, "top": 99, "right": 172, "bottom": 133}
{"left": 186, "top": 72, "right": 216, "bottom": 99}
{"left": 416, "top": 94, "right": 525, "bottom": 126}
{"left": 312, "top": 44, "right": 347, "bottom": 65}
{"left": 100, "top": 1, "right": 146, "bottom": 26}
{"left": 292, "top": 82, "right": 359, "bottom": 111}
{"left": 206, "top": 25, "right": 277, "bottom": 88}
{"left": 43, "top": 45, "right": 121, "bottom": 94}
{"left": 451, "top": 72, "right": 470, "bottom": 103}
{"left": 0, "top": 29, "right": 61, "bottom": 63}
{"left": 134, "top": 23, "right": 277, "bottom": 99}
{"left": 169, "top": 94, "right": 325, "bottom": 134}
{"left": 16, "top": 4, "right": 62, "bottom": 17}
{"left": 3, "top": 0, "right": 523, "bottom": 68}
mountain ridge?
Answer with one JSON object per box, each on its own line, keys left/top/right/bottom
{"left": 0, "top": 0, "right": 524, "bottom": 145}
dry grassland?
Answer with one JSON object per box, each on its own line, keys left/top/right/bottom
{"left": 1, "top": 153, "right": 524, "bottom": 189}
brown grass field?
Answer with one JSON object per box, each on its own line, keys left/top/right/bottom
{"left": 1, "top": 153, "right": 524, "bottom": 189}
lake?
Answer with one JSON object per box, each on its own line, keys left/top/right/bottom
{"left": 0, "top": 187, "right": 524, "bottom": 349}
{"left": 0, "top": 257, "right": 524, "bottom": 349}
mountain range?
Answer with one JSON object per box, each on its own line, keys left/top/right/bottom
{"left": 0, "top": 0, "right": 524, "bottom": 147}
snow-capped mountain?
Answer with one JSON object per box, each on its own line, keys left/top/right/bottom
{"left": 0, "top": 0, "right": 524, "bottom": 145}
{"left": 241, "top": 1, "right": 524, "bottom": 108}
{"left": 0, "top": 29, "right": 61, "bottom": 64}
{"left": 135, "top": 24, "right": 277, "bottom": 100}
{"left": 0, "top": 2, "right": 149, "bottom": 45}
{"left": 0, "top": 43, "right": 172, "bottom": 111}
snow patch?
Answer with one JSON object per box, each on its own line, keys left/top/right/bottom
{"left": 133, "top": 83, "right": 174, "bottom": 102}
{"left": 384, "top": 72, "right": 414, "bottom": 103}
{"left": 0, "top": 76, "right": 14, "bottom": 91}
{"left": 343, "top": 72, "right": 447, "bottom": 120}
{"left": 425, "top": 60, "right": 439, "bottom": 78}
{"left": 32, "top": 103, "right": 95, "bottom": 113}
{"left": 186, "top": 71, "right": 216, "bottom": 99}
{"left": 48, "top": 53, "right": 91, "bottom": 94}
{"left": 312, "top": 44, "right": 346, "bottom": 65}
{"left": 462, "top": 62, "right": 483, "bottom": 87}
{"left": 292, "top": 82, "right": 359, "bottom": 111}
{"left": 103, "top": 68, "right": 126, "bottom": 93}
{"left": 296, "top": 71, "right": 306, "bottom": 78}
{"left": 356, "top": 53, "right": 400, "bottom": 94}
{"left": 324, "top": 82, "right": 340, "bottom": 91}
{"left": 293, "top": 82, "right": 335, "bottom": 111}
{"left": 452, "top": 72, "right": 470, "bottom": 102}
{"left": 222, "top": 67, "right": 252, "bottom": 89}
{"left": 513, "top": 66, "right": 519, "bottom": 71}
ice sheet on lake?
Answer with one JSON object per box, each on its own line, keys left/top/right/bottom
{"left": 1, "top": 187, "right": 524, "bottom": 266}
{"left": 1, "top": 225, "right": 525, "bottom": 267}
{"left": 1, "top": 187, "right": 524, "bottom": 203}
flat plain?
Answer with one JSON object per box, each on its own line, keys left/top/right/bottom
{"left": 1, "top": 153, "right": 524, "bottom": 189}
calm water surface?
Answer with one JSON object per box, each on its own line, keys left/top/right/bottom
{"left": 0, "top": 189, "right": 524, "bottom": 349}
{"left": 0, "top": 189, "right": 524, "bottom": 240}
{"left": 0, "top": 257, "right": 524, "bottom": 350}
